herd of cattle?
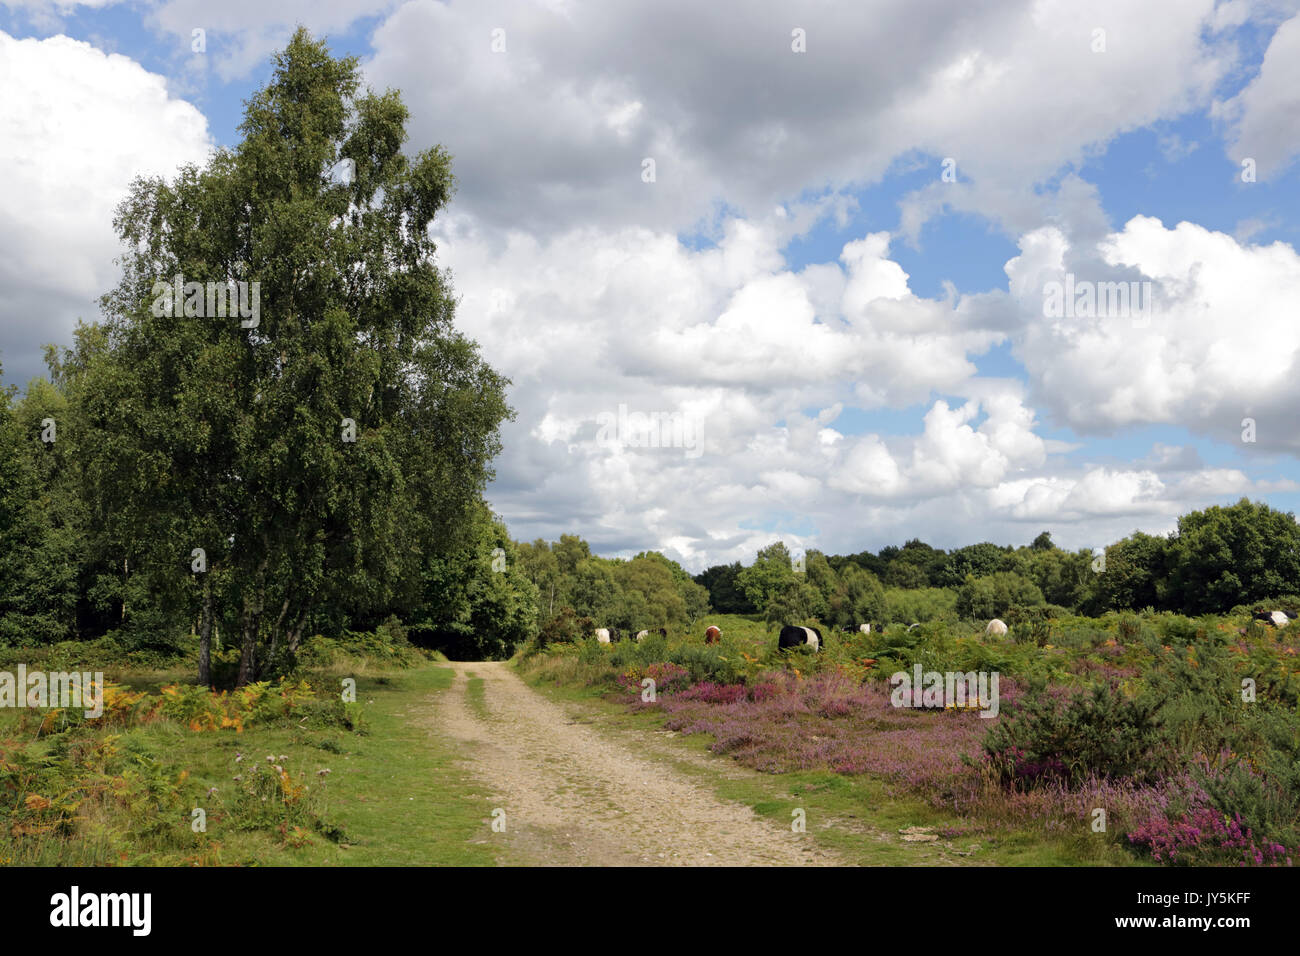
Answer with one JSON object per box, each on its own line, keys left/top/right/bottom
{"left": 593, "top": 627, "right": 668, "bottom": 643}
{"left": 590, "top": 608, "right": 1297, "bottom": 650}
{"left": 592, "top": 620, "right": 971, "bottom": 650}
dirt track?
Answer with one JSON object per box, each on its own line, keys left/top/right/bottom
{"left": 429, "top": 661, "right": 844, "bottom": 866}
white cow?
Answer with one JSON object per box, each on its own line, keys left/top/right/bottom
{"left": 595, "top": 628, "right": 611, "bottom": 644}
{"left": 1268, "top": 611, "right": 1290, "bottom": 627}
{"left": 858, "top": 623, "right": 871, "bottom": 633}
{"left": 635, "top": 629, "right": 648, "bottom": 641}
{"left": 985, "top": 618, "right": 1008, "bottom": 636}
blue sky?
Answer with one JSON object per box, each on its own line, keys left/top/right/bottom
{"left": 4, "top": 0, "right": 1300, "bottom": 570}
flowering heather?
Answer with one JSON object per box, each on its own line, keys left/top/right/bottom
{"left": 676, "top": 682, "right": 748, "bottom": 705}
{"left": 1128, "top": 808, "right": 1293, "bottom": 866}
{"left": 569, "top": 608, "right": 1300, "bottom": 866}
{"left": 616, "top": 661, "right": 689, "bottom": 696}
{"left": 656, "top": 670, "right": 1004, "bottom": 789}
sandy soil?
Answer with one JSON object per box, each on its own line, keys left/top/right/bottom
{"left": 429, "top": 660, "right": 846, "bottom": 866}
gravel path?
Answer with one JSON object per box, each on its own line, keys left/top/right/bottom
{"left": 431, "top": 660, "right": 844, "bottom": 866}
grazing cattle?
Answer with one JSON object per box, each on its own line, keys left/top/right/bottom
{"left": 985, "top": 619, "right": 1008, "bottom": 637}
{"left": 595, "top": 628, "right": 611, "bottom": 644}
{"left": 635, "top": 627, "right": 668, "bottom": 642}
{"left": 778, "top": 624, "right": 823, "bottom": 651}
{"left": 1254, "top": 610, "right": 1292, "bottom": 627}
{"left": 704, "top": 625, "right": 722, "bottom": 644}
{"left": 858, "top": 623, "right": 871, "bottom": 634}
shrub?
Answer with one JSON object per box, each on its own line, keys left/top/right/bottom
{"left": 616, "top": 662, "right": 690, "bottom": 697}
{"left": 536, "top": 606, "right": 595, "bottom": 648}
{"left": 226, "top": 754, "right": 343, "bottom": 844}
{"left": 1127, "top": 806, "right": 1292, "bottom": 866}
{"left": 980, "top": 680, "right": 1171, "bottom": 787}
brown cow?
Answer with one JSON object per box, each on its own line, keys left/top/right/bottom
{"left": 704, "top": 625, "right": 722, "bottom": 644}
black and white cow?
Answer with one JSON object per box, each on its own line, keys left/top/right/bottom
{"left": 634, "top": 627, "right": 668, "bottom": 641}
{"left": 858, "top": 623, "right": 871, "bottom": 634}
{"left": 1253, "top": 610, "right": 1293, "bottom": 627}
{"left": 778, "top": 624, "right": 823, "bottom": 651}
{"left": 595, "top": 628, "right": 611, "bottom": 644}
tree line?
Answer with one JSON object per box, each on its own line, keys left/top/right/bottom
{"left": 691, "top": 499, "right": 1300, "bottom": 625}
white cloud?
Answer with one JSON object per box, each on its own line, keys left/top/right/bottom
{"left": 1002, "top": 215, "right": 1300, "bottom": 451}
{"left": 359, "top": 0, "right": 1234, "bottom": 238}
{"left": 0, "top": 31, "right": 213, "bottom": 387}
{"left": 1215, "top": 13, "right": 1300, "bottom": 179}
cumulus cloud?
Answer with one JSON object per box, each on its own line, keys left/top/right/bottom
{"left": 0, "top": 30, "right": 213, "bottom": 388}
{"left": 430, "top": 203, "right": 1284, "bottom": 567}
{"left": 360, "top": 0, "right": 1234, "bottom": 237}
{"left": 1001, "top": 215, "right": 1300, "bottom": 452}
{"left": 3, "top": 2, "right": 1295, "bottom": 569}
{"left": 1215, "top": 13, "right": 1300, "bottom": 180}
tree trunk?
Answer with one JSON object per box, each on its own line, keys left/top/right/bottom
{"left": 198, "top": 574, "right": 214, "bottom": 686}
{"left": 237, "top": 551, "right": 270, "bottom": 687}
{"left": 287, "top": 609, "right": 310, "bottom": 654}
{"left": 237, "top": 602, "right": 259, "bottom": 687}
{"left": 268, "top": 596, "right": 291, "bottom": 663}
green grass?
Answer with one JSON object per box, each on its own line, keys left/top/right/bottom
{"left": 0, "top": 662, "right": 498, "bottom": 866}
{"left": 517, "top": 662, "right": 1140, "bottom": 866}
{"left": 465, "top": 672, "right": 488, "bottom": 721}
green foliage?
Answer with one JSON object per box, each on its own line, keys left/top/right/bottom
{"left": 407, "top": 504, "right": 538, "bottom": 659}
{"left": 1005, "top": 604, "right": 1057, "bottom": 646}
{"left": 736, "top": 542, "right": 799, "bottom": 611}
{"left": 981, "top": 680, "right": 1171, "bottom": 786}
{"left": 882, "top": 559, "right": 926, "bottom": 589}
{"left": 535, "top": 606, "right": 595, "bottom": 649}
{"left": 18, "top": 29, "right": 516, "bottom": 682}
{"left": 937, "top": 542, "right": 1009, "bottom": 588}
{"left": 0, "top": 376, "right": 82, "bottom": 645}
{"left": 955, "top": 571, "right": 1044, "bottom": 621}
{"left": 693, "top": 562, "right": 756, "bottom": 614}
{"left": 883, "top": 586, "right": 957, "bottom": 624}
{"left": 1092, "top": 532, "right": 1172, "bottom": 613}
{"left": 1165, "top": 499, "right": 1300, "bottom": 614}
{"left": 227, "top": 757, "right": 341, "bottom": 842}
{"left": 824, "top": 561, "right": 886, "bottom": 627}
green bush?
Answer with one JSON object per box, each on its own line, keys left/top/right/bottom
{"left": 883, "top": 587, "right": 957, "bottom": 624}
{"left": 536, "top": 606, "right": 595, "bottom": 648}
{"left": 981, "top": 680, "right": 1171, "bottom": 786}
